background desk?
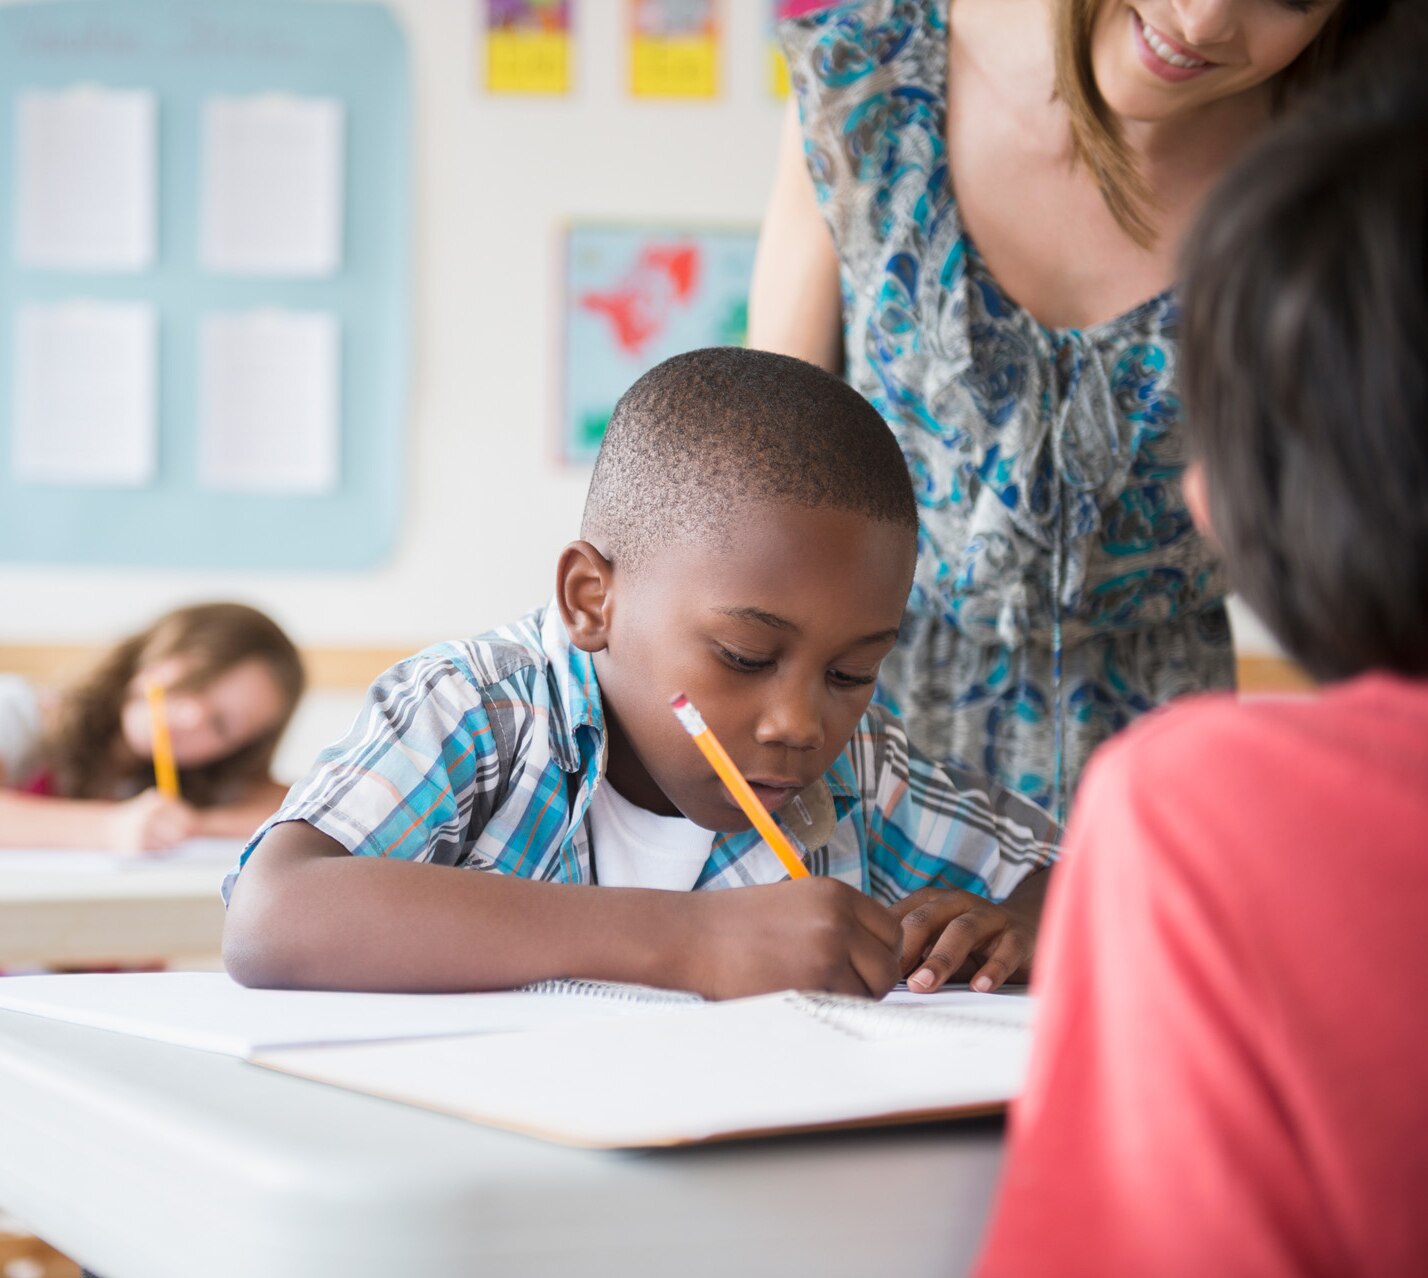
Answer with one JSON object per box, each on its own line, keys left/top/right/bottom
{"left": 0, "top": 1008, "right": 1006, "bottom": 1278}
{"left": 0, "top": 855, "right": 230, "bottom": 968}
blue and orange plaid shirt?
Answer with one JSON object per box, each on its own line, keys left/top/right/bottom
{"left": 225, "top": 602, "right": 1058, "bottom": 904}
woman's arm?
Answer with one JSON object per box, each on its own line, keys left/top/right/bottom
{"left": 747, "top": 97, "right": 844, "bottom": 372}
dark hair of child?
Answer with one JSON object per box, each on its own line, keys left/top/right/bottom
{"left": 1179, "top": 8, "right": 1428, "bottom": 683}
{"left": 581, "top": 345, "right": 918, "bottom": 569}
{"left": 36, "top": 602, "right": 306, "bottom": 805}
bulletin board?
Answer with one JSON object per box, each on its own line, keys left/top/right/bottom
{"left": 0, "top": 0, "right": 410, "bottom": 570}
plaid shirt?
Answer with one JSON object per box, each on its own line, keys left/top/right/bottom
{"left": 226, "top": 603, "right": 1059, "bottom": 904}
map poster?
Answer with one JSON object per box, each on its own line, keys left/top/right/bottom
{"left": 485, "top": 0, "right": 572, "bottom": 95}
{"left": 628, "top": 0, "right": 719, "bottom": 100}
{"left": 561, "top": 223, "right": 756, "bottom": 464}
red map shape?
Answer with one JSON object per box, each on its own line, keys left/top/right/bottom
{"left": 578, "top": 243, "right": 701, "bottom": 358}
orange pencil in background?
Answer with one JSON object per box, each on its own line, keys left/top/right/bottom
{"left": 145, "top": 678, "right": 181, "bottom": 800}
{"left": 670, "top": 692, "right": 808, "bottom": 879}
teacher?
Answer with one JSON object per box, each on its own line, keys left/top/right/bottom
{"left": 749, "top": 0, "right": 1395, "bottom": 819}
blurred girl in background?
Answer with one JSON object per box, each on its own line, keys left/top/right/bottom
{"left": 0, "top": 602, "right": 304, "bottom": 852}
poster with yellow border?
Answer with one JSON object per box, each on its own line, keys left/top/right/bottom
{"left": 485, "top": 0, "right": 571, "bottom": 95}
{"left": 629, "top": 0, "right": 719, "bottom": 100}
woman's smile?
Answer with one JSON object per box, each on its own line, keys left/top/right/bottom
{"left": 1132, "top": 9, "right": 1217, "bottom": 82}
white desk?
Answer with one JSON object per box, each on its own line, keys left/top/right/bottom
{"left": 0, "top": 1007, "right": 1007, "bottom": 1278}
{"left": 0, "top": 847, "right": 234, "bottom": 967}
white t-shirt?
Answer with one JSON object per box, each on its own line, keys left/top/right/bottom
{"left": 587, "top": 779, "right": 715, "bottom": 891}
{"left": 0, "top": 675, "right": 44, "bottom": 787}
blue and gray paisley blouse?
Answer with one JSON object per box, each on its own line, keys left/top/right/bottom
{"left": 781, "top": 0, "right": 1232, "bottom": 819}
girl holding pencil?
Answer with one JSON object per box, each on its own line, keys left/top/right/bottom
{"left": 0, "top": 602, "right": 304, "bottom": 853}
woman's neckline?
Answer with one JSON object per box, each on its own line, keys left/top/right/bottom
{"left": 956, "top": 233, "right": 1175, "bottom": 344}
{"left": 934, "top": 0, "right": 1175, "bottom": 341}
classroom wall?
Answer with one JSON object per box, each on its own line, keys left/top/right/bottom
{"left": 0, "top": 0, "right": 788, "bottom": 649}
{"left": 0, "top": 0, "right": 1282, "bottom": 775}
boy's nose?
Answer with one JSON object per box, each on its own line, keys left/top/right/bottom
{"left": 753, "top": 685, "right": 825, "bottom": 753}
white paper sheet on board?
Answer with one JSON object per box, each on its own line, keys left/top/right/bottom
{"left": 14, "top": 87, "right": 156, "bottom": 271}
{"left": 11, "top": 302, "right": 157, "bottom": 486}
{"left": 199, "top": 94, "right": 345, "bottom": 277}
{"left": 198, "top": 310, "right": 340, "bottom": 493}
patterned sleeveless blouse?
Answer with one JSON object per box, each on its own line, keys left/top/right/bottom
{"left": 780, "top": 0, "right": 1233, "bottom": 820}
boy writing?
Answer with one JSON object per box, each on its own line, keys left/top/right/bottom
{"left": 223, "top": 348, "right": 1058, "bottom": 998}
{"left": 976, "top": 12, "right": 1428, "bottom": 1274}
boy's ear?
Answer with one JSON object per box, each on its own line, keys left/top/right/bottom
{"left": 1182, "top": 461, "right": 1219, "bottom": 550}
{"left": 556, "top": 540, "right": 615, "bottom": 653}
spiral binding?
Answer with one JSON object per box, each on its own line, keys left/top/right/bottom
{"left": 519, "top": 978, "right": 704, "bottom": 1004}
{"left": 788, "top": 992, "right": 1027, "bottom": 1041}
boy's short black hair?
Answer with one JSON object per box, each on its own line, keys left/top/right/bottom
{"left": 581, "top": 346, "right": 917, "bottom": 569}
{"left": 1179, "top": 8, "right": 1428, "bottom": 682}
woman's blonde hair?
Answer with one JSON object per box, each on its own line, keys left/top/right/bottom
{"left": 38, "top": 602, "right": 305, "bottom": 805}
{"left": 1053, "top": 0, "right": 1400, "bottom": 247}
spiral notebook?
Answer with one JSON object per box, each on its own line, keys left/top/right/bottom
{"left": 254, "top": 989, "right": 1034, "bottom": 1148}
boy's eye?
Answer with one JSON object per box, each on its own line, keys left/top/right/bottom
{"left": 828, "top": 668, "right": 877, "bottom": 689}
{"left": 717, "top": 646, "right": 773, "bottom": 673}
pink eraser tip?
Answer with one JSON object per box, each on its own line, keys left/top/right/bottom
{"left": 669, "top": 693, "right": 689, "bottom": 709}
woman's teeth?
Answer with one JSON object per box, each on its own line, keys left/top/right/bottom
{"left": 1141, "top": 16, "right": 1209, "bottom": 69}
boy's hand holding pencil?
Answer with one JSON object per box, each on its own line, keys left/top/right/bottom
{"left": 671, "top": 690, "right": 1038, "bottom": 997}
{"left": 679, "top": 877, "right": 903, "bottom": 1000}
{"left": 669, "top": 691, "right": 901, "bottom": 999}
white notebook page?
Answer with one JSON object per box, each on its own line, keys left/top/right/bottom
{"left": 255, "top": 990, "right": 1034, "bottom": 1147}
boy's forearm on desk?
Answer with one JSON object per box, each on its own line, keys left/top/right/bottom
{"left": 222, "top": 822, "right": 695, "bottom": 993}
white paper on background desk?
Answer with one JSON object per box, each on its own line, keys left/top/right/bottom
{"left": 0, "top": 838, "right": 242, "bottom": 875}
{"left": 14, "top": 86, "right": 156, "bottom": 271}
{"left": 257, "top": 990, "right": 1036, "bottom": 1148}
{"left": 0, "top": 971, "right": 709, "bottom": 1058}
{"left": 198, "top": 310, "right": 339, "bottom": 493}
{"left": 11, "top": 302, "right": 156, "bottom": 486}
{"left": 199, "top": 94, "right": 344, "bottom": 277}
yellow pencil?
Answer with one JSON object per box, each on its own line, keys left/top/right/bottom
{"left": 145, "top": 678, "right": 181, "bottom": 800}
{"left": 670, "top": 692, "right": 808, "bottom": 879}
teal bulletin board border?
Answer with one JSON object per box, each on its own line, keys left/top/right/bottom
{"left": 0, "top": 0, "right": 409, "bottom": 570}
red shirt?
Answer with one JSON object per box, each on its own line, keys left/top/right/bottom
{"left": 977, "top": 675, "right": 1428, "bottom": 1278}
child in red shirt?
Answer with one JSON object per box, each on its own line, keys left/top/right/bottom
{"left": 976, "top": 10, "right": 1428, "bottom": 1276}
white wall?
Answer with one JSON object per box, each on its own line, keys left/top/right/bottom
{"left": 0, "top": 0, "right": 1276, "bottom": 769}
